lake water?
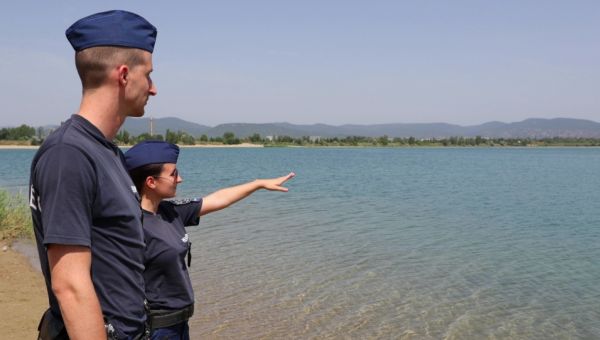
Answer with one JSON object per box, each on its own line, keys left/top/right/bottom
{"left": 3, "top": 147, "right": 600, "bottom": 339}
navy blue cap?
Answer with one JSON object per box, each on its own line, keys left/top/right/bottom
{"left": 66, "top": 10, "right": 157, "bottom": 52}
{"left": 124, "top": 141, "right": 179, "bottom": 171}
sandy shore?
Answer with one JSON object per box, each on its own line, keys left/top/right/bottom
{"left": 178, "top": 143, "right": 263, "bottom": 148}
{"left": 0, "top": 145, "right": 40, "bottom": 149}
{"left": 0, "top": 239, "right": 46, "bottom": 339}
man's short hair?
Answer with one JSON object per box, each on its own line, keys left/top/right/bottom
{"left": 75, "top": 46, "right": 145, "bottom": 90}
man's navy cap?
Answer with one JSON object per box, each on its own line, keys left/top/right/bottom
{"left": 66, "top": 10, "right": 157, "bottom": 53}
{"left": 124, "top": 141, "right": 179, "bottom": 171}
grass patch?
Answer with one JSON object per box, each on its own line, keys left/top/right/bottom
{"left": 0, "top": 189, "right": 33, "bottom": 241}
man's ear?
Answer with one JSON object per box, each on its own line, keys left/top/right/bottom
{"left": 117, "top": 65, "right": 129, "bottom": 86}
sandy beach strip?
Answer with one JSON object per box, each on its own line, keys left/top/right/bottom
{"left": 0, "top": 145, "right": 40, "bottom": 149}
{"left": 0, "top": 239, "right": 46, "bottom": 339}
{"left": 178, "top": 143, "right": 263, "bottom": 148}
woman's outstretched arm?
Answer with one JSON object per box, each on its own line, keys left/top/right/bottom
{"left": 199, "top": 172, "right": 295, "bottom": 216}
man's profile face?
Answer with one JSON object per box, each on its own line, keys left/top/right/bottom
{"left": 125, "top": 51, "right": 157, "bottom": 117}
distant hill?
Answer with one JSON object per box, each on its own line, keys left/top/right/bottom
{"left": 120, "top": 117, "right": 211, "bottom": 136}
{"left": 462, "top": 118, "right": 600, "bottom": 138}
{"left": 93, "top": 117, "right": 600, "bottom": 139}
{"left": 206, "top": 123, "right": 308, "bottom": 138}
{"left": 203, "top": 118, "right": 600, "bottom": 139}
{"left": 13, "top": 117, "right": 600, "bottom": 139}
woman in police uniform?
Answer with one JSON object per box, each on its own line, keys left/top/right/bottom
{"left": 124, "top": 141, "right": 294, "bottom": 340}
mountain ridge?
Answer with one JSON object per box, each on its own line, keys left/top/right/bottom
{"left": 119, "top": 117, "right": 600, "bottom": 139}
{"left": 6, "top": 117, "right": 600, "bottom": 139}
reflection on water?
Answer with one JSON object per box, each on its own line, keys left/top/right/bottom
{"left": 3, "top": 147, "right": 600, "bottom": 339}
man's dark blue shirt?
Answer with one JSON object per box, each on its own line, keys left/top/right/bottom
{"left": 30, "top": 114, "right": 146, "bottom": 338}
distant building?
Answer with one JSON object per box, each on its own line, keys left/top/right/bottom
{"left": 265, "top": 135, "right": 275, "bottom": 141}
{"left": 309, "top": 136, "right": 321, "bottom": 142}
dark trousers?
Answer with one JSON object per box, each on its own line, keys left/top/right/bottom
{"left": 150, "top": 321, "right": 189, "bottom": 340}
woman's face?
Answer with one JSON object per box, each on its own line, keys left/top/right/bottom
{"left": 151, "top": 163, "right": 182, "bottom": 198}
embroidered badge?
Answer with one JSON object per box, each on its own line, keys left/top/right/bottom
{"left": 169, "top": 197, "right": 201, "bottom": 205}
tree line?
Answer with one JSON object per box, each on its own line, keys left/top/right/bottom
{"left": 114, "top": 130, "right": 600, "bottom": 147}
{"left": 0, "top": 125, "right": 38, "bottom": 141}
{"left": 3, "top": 124, "right": 600, "bottom": 147}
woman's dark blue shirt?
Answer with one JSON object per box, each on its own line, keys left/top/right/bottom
{"left": 143, "top": 199, "right": 202, "bottom": 310}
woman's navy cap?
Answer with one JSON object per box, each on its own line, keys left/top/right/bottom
{"left": 66, "top": 10, "right": 157, "bottom": 53}
{"left": 124, "top": 141, "right": 179, "bottom": 171}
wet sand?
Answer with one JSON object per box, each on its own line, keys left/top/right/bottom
{"left": 0, "top": 239, "right": 46, "bottom": 339}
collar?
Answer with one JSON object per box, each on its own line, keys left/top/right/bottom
{"left": 142, "top": 208, "right": 156, "bottom": 215}
{"left": 71, "top": 114, "right": 121, "bottom": 154}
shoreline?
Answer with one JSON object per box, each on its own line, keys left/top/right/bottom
{"left": 0, "top": 145, "right": 40, "bottom": 149}
{"left": 178, "top": 143, "right": 263, "bottom": 148}
{"left": 0, "top": 143, "right": 264, "bottom": 149}
{"left": 2, "top": 144, "right": 600, "bottom": 150}
{"left": 0, "top": 239, "right": 46, "bottom": 339}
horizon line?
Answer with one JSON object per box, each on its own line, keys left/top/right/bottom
{"left": 3, "top": 116, "right": 600, "bottom": 129}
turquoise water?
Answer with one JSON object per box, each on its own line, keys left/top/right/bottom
{"left": 3, "top": 147, "right": 600, "bottom": 339}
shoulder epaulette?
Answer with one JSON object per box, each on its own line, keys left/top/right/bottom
{"left": 166, "top": 197, "right": 201, "bottom": 206}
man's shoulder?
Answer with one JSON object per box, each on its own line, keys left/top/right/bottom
{"left": 44, "top": 119, "right": 95, "bottom": 148}
{"left": 35, "top": 118, "right": 102, "bottom": 163}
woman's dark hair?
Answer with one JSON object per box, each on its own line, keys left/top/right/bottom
{"left": 129, "top": 163, "right": 164, "bottom": 195}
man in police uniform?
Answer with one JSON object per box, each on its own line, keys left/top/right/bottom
{"left": 29, "top": 10, "right": 157, "bottom": 340}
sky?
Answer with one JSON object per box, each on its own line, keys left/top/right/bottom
{"left": 1, "top": 1, "right": 599, "bottom": 127}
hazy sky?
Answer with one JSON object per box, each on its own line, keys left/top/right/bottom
{"left": 1, "top": 1, "right": 599, "bottom": 127}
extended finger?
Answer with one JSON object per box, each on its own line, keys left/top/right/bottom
{"left": 280, "top": 172, "right": 295, "bottom": 183}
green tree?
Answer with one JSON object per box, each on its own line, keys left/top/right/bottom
{"left": 274, "top": 136, "right": 290, "bottom": 143}
{"left": 223, "top": 132, "right": 233, "bottom": 143}
{"left": 115, "top": 130, "right": 131, "bottom": 144}
{"left": 0, "top": 124, "right": 36, "bottom": 140}
{"left": 378, "top": 135, "right": 389, "bottom": 146}
{"left": 249, "top": 133, "right": 261, "bottom": 143}
{"left": 180, "top": 134, "right": 195, "bottom": 145}
{"left": 165, "top": 129, "right": 179, "bottom": 144}
{"left": 137, "top": 133, "right": 163, "bottom": 142}
{"left": 223, "top": 132, "right": 240, "bottom": 145}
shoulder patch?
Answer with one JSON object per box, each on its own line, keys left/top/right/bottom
{"left": 167, "top": 197, "right": 201, "bottom": 206}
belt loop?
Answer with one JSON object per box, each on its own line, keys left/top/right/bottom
{"left": 187, "top": 241, "right": 192, "bottom": 267}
